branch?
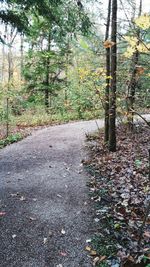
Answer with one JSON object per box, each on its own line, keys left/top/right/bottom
{"left": 131, "top": 109, "right": 150, "bottom": 127}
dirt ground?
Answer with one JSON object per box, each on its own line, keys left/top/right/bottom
{"left": 0, "top": 119, "right": 103, "bottom": 267}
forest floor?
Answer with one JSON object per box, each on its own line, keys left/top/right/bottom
{"left": 0, "top": 118, "right": 103, "bottom": 267}
{"left": 84, "top": 117, "right": 150, "bottom": 267}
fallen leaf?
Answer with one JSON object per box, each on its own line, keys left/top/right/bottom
{"left": 86, "top": 239, "right": 92, "bottom": 243}
{"left": 0, "top": 212, "right": 6, "bottom": 216}
{"left": 60, "top": 252, "right": 67, "bottom": 257}
{"left": 85, "top": 246, "right": 91, "bottom": 252}
{"left": 93, "top": 256, "right": 100, "bottom": 266}
{"left": 20, "top": 196, "right": 26, "bottom": 201}
{"left": 144, "top": 231, "right": 150, "bottom": 238}
{"left": 29, "top": 217, "right": 36, "bottom": 221}
{"left": 61, "top": 229, "right": 66, "bottom": 235}
{"left": 114, "top": 223, "right": 121, "bottom": 229}
{"left": 94, "top": 218, "right": 100, "bottom": 223}
{"left": 57, "top": 194, "right": 62, "bottom": 198}
{"left": 90, "top": 250, "right": 97, "bottom": 256}
{"left": 127, "top": 255, "right": 135, "bottom": 263}
{"left": 48, "top": 230, "right": 53, "bottom": 237}
{"left": 99, "top": 256, "right": 106, "bottom": 262}
{"left": 43, "top": 238, "right": 47, "bottom": 244}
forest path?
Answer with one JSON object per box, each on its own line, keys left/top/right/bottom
{"left": 0, "top": 118, "right": 104, "bottom": 267}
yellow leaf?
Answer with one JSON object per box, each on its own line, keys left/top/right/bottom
{"left": 85, "top": 246, "right": 91, "bottom": 252}
{"left": 135, "top": 14, "right": 150, "bottom": 30}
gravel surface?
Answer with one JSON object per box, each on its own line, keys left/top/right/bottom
{"left": 0, "top": 119, "right": 103, "bottom": 267}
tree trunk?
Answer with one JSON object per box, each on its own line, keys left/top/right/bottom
{"left": 8, "top": 28, "right": 14, "bottom": 82}
{"left": 20, "top": 34, "right": 24, "bottom": 81}
{"left": 6, "top": 27, "right": 14, "bottom": 137}
{"left": 126, "top": 0, "right": 142, "bottom": 131}
{"left": 104, "top": 0, "right": 111, "bottom": 143}
{"left": 1, "top": 25, "right": 7, "bottom": 82}
{"left": 65, "top": 36, "right": 70, "bottom": 102}
{"left": 109, "top": 0, "right": 117, "bottom": 152}
{"left": 45, "top": 32, "right": 51, "bottom": 110}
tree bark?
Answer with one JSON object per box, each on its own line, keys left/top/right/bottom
{"left": 126, "top": 0, "right": 142, "bottom": 131}
{"left": 6, "top": 27, "right": 14, "bottom": 137}
{"left": 20, "top": 34, "right": 24, "bottom": 81}
{"left": 109, "top": 0, "right": 117, "bottom": 152}
{"left": 45, "top": 31, "right": 51, "bottom": 110}
{"left": 1, "top": 25, "right": 7, "bottom": 82}
{"left": 104, "top": 0, "right": 111, "bottom": 143}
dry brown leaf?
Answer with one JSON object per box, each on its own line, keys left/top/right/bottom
{"left": 0, "top": 212, "right": 6, "bottom": 216}
{"left": 60, "top": 252, "right": 67, "bottom": 257}
{"left": 144, "top": 231, "right": 150, "bottom": 238}
{"left": 99, "top": 256, "right": 106, "bottom": 262}
{"left": 90, "top": 250, "right": 97, "bottom": 256}
{"left": 104, "top": 40, "right": 115, "bottom": 48}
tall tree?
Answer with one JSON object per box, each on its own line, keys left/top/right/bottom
{"left": 45, "top": 31, "right": 51, "bottom": 110}
{"left": 20, "top": 34, "right": 24, "bottom": 81}
{"left": 109, "top": 0, "right": 117, "bottom": 152}
{"left": 104, "top": 0, "right": 111, "bottom": 143}
{"left": 126, "top": 0, "right": 142, "bottom": 131}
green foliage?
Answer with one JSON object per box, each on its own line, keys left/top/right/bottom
{"left": 0, "top": 133, "right": 23, "bottom": 148}
{"left": 23, "top": 49, "right": 66, "bottom": 98}
{"left": 0, "top": 0, "right": 91, "bottom": 42}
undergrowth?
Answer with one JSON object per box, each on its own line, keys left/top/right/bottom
{"left": 0, "top": 133, "right": 23, "bottom": 148}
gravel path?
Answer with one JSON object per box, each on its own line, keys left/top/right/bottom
{"left": 0, "top": 119, "right": 104, "bottom": 267}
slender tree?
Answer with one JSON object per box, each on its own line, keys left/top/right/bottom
{"left": 20, "top": 34, "right": 24, "bottom": 81}
{"left": 126, "top": 0, "right": 142, "bottom": 131}
{"left": 104, "top": 0, "right": 111, "bottom": 143}
{"left": 45, "top": 31, "right": 51, "bottom": 110}
{"left": 109, "top": 0, "right": 117, "bottom": 152}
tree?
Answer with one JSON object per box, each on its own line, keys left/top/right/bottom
{"left": 104, "top": 0, "right": 111, "bottom": 143}
{"left": 126, "top": 0, "right": 142, "bottom": 131}
{"left": 109, "top": 0, "right": 117, "bottom": 152}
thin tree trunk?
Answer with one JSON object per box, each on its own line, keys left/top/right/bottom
{"left": 8, "top": 28, "right": 14, "bottom": 81}
{"left": 127, "top": 0, "right": 142, "bottom": 131}
{"left": 109, "top": 0, "right": 117, "bottom": 152}
{"left": 20, "top": 34, "right": 24, "bottom": 81}
{"left": 65, "top": 36, "right": 70, "bottom": 102}
{"left": 6, "top": 27, "right": 14, "bottom": 137}
{"left": 104, "top": 0, "right": 111, "bottom": 143}
{"left": 1, "top": 26, "right": 7, "bottom": 82}
{"left": 45, "top": 32, "right": 51, "bottom": 110}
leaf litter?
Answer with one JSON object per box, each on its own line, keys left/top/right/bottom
{"left": 84, "top": 123, "right": 150, "bottom": 266}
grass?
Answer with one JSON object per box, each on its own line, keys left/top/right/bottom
{"left": 13, "top": 108, "right": 103, "bottom": 127}
{"left": 0, "top": 133, "right": 23, "bottom": 148}
{"left": 0, "top": 107, "right": 103, "bottom": 148}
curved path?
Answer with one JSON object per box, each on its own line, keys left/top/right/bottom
{"left": 0, "top": 119, "right": 104, "bottom": 267}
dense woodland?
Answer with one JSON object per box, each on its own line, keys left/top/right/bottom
{"left": 0, "top": 0, "right": 150, "bottom": 266}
